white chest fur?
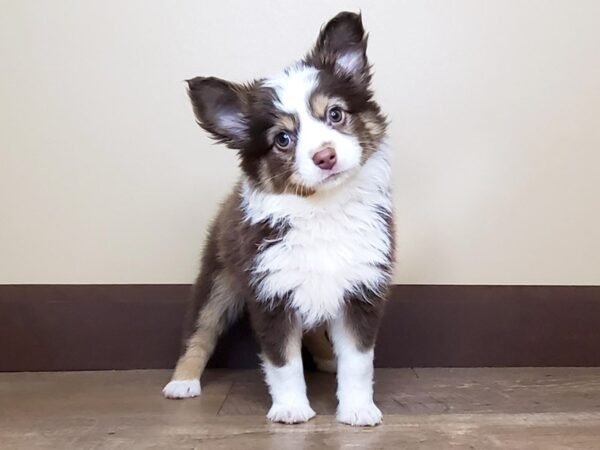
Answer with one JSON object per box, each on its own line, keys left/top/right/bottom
{"left": 242, "top": 146, "right": 393, "bottom": 327}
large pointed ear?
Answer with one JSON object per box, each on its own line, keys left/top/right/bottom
{"left": 307, "top": 12, "right": 370, "bottom": 83}
{"left": 186, "top": 76, "right": 250, "bottom": 149}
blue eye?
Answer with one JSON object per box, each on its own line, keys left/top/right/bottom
{"left": 275, "top": 131, "right": 292, "bottom": 149}
{"left": 327, "top": 106, "right": 344, "bottom": 123}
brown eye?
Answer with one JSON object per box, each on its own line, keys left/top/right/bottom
{"left": 327, "top": 106, "right": 344, "bottom": 124}
{"left": 275, "top": 131, "right": 292, "bottom": 149}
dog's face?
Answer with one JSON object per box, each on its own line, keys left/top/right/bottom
{"left": 188, "top": 12, "right": 386, "bottom": 196}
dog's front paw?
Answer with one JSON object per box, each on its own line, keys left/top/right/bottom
{"left": 337, "top": 401, "right": 382, "bottom": 426}
{"left": 267, "top": 401, "right": 316, "bottom": 424}
{"left": 162, "top": 379, "right": 201, "bottom": 399}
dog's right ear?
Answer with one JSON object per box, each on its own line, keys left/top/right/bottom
{"left": 186, "top": 77, "right": 250, "bottom": 149}
{"left": 308, "top": 12, "right": 370, "bottom": 84}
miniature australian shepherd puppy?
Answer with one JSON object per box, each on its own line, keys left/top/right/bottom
{"left": 163, "top": 12, "right": 394, "bottom": 426}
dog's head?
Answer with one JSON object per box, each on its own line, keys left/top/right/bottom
{"left": 188, "top": 12, "right": 386, "bottom": 196}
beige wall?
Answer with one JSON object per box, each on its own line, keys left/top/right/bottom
{"left": 1, "top": 1, "right": 599, "bottom": 285}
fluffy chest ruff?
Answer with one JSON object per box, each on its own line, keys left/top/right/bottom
{"left": 242, "top": 146, "right": 394, "bottom": 327}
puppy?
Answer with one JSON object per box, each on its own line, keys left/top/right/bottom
{"left": 163, "top": 12, "right": 394, "bottom": 427}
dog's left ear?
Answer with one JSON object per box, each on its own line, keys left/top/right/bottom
{"left": 307, "top": 12, "right": 369, "bottom": 83}
{"left": 186, "top": 76, "right": 250, "bottom": 149}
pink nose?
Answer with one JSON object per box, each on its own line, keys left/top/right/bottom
{"left": 312, "top": 147, "right": 337, "bottom": 170}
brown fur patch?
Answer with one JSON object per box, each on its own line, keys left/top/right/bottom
{"left": 247, "top": 296, "right": 299, "bottom": 367}
{"left": 343, "top": 284, "right": 389, "bottom": 351}
{"left": 173, "top": 271, "right": 242, "bottom": 380}
{"left": 354, "top": 110, "right": 388, "bottom": 163}
{"left": 309, "top": 92, "right": 348, "bottom": 119}
{"left": 310, "top": 93, "right": 329, "bottom": 118}
{"left": 273, "top": 114, "right": 297, "bottom": 133}
{"left": 283, "top": 181, "right": 316, "bottom": 197}
{"left": 255, "top": 140, "right": 316, "bottom": 197}
{"left": 171, "top": 185, "right": 292, "bottom": 378}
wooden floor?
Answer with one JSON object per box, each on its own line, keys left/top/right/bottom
{"left": 1, "top": 368, "right": 600, "bottom": 449}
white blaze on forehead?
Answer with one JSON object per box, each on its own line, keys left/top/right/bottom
{"left": 265, "top": 64, "right": 319, "bottom": 113}
{"left": 264, "top": 64, "right": 363, "bottom": 187}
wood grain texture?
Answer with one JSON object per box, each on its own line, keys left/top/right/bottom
{"left": 1, "top": 368, "right": 600, "bottom": 449}
{"left": 217, "top": 367, "right": 600, "bottom": 416}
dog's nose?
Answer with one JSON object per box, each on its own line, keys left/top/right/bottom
{"left": 312, "top": 147, "right": 337, "bottom": 170}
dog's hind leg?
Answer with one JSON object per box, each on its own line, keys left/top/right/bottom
{"left": 163, "top": 242, "right": 242, "bottom": 399}
{"left": 304, "top": 325, "right": 336, "bottom": 373}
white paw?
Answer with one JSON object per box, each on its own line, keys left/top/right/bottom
{"left": 162, "top": 379, "right": 201, "bottom": 399}
{"left": 267, "top": 402, "right": 316, "bottom": 424}
{"left": 337, "top": 402, "right": 383, "bottom": 426}
{"left": 314, "top": 357, "right": 337, "bottom": 373}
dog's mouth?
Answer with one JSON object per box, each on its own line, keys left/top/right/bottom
{"left": 323, "top": 171, "right": 346, "bottom": 182}
{"left": 317, "top": 167, "right": 357, "bottom": 187}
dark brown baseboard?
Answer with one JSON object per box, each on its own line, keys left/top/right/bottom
{"left": 1, "top": 284, "right": 598, "bottom": 371}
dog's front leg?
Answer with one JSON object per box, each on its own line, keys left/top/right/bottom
{"left": 247, "top": 299, "right": 315, "bottom": 424}
{"left": 329, "top": 301, "right": 384, "bottom": 426}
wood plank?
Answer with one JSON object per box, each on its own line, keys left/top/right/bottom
{"left": 2, "top": 368, "right": 600, "bottom": 449}
{"left": 381, "top": 367, "right": 600, "bottom": 414}
{"left": 218, "top": 367, "right": 600, "bottom": 416}
{"left": 0, "top": 369, "right": 231, "bottom": 419}
{"left": 2, "top": 413, "right": 599, "bottom": 450}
